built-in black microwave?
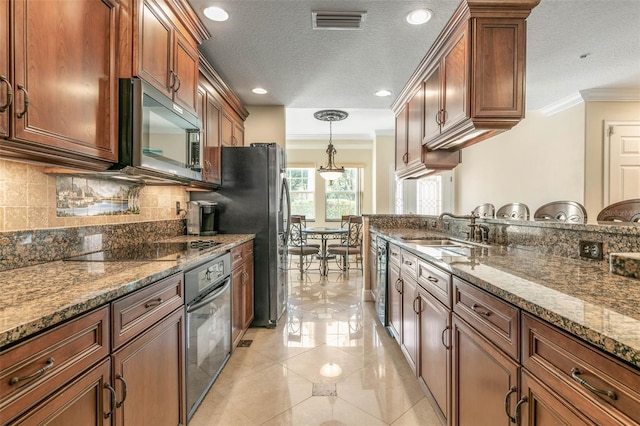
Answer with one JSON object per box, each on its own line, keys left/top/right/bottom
{"left": 112, "top": 78, "right": 203, "bottom": 183}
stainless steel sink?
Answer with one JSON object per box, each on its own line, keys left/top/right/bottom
{"left": 400, "top": 238, "right": 459, "bottom": 246}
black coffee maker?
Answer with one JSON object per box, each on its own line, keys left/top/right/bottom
{"left": 186, "top": 201, "right": 217, "bottom": 236}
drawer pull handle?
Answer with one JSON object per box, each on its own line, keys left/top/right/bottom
{"left": 145, "top": 298, "right": 163, "bottom": 308}
{"left": 16, "top": 85, "right": 29, "bottom": 119}
{"left": 234, "top": 254, "right": 242, "bottom": 259}
{"left": 514, "top": 396, "right": 528, "bottom": 425}
{"left": 427, "top": 276, "right": 439, "bottom": 283}
{"left": 570, "top": 367, "right": 617, "bottom": 400}
{"left": 116, "top": 374, "right": 128, "bottom": 407}
{"left": 504, "top": 386, "right": 517, "bottom": 423}
{"left": 0, "top": 75, "right": 12, "bottom": 112}
{"left": 10, "top": 357, "right": 55, "bottom": 386}
{"left": 441, "top": 326, "right": 451, "bottom": 349}
{"left": 395, "top": 278, "right": 403, "bottom": 294}
{"left": 471, "top": 303, "right": 491, "bottom": 316}
{"left": 413, "top": 296, "right": 421, "bottom": 314}
{"left": 104, "top": 383, "right": 117, "bottom": 419}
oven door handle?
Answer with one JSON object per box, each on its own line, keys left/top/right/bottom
{"left": 187, "top": 278, "right": 231, "bottom": 313}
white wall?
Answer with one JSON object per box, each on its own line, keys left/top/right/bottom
{"left": 454, "top": 105, "right": 585, "bottom": 217}
{"left": 244, "top": 106, "right": 286, "bottom": 149}
{"left": 372, "top": 134, "right": 395, "bottom": 214}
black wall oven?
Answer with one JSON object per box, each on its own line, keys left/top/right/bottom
{"left": 184, "top": 253, "right": 231, "bottom": 420}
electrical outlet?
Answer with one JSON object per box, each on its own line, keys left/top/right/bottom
{"left": 579, "top": 240, "right": 603, "bottom": 260}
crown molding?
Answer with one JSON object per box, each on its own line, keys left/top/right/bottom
{"left": 286, "top": 140, "right": 373, "bottom": 150}
{"left": 539, "top": 88, "right": 640, "bottom": 116}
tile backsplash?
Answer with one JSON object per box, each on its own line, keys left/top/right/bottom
{"left": 0, "top": 160, "right": 188, "bottom": 232}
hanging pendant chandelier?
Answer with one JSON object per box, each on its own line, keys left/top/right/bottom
{"left": 315, "top": 109, "right": 348, "bottom": 181}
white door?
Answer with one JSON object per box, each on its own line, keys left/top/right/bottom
{"left": 606, "top": 122, "right": 640, "bottom": 204}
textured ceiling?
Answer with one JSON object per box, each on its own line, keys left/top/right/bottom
{"left": 190, "top": 0, "right": 640, "bottom": 138}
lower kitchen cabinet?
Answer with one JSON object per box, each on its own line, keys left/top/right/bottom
{"left": 418, "top": 285, "right": 451, "bottom": 423}
{"left": 10, "top": 358, "right": 112, "bottom": 425}
{"left": 111, "top": 307, "right": 186, "bottom": 426}
{"left": 387, "top": 255, "right": 402, "bottom": 343}
{"left": 452, "top": 315, "right": 520, "bottom": 426}
{"left": 400, "top": 273, "right": 419, "bottom": 373}
{"left": 231, "top": 240, "right": 254, "bottom": 348}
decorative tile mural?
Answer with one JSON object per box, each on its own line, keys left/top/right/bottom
{"left": 56, "top": 177, "right": 142, "bottom": 217}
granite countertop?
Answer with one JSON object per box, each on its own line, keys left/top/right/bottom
{"left": 0, "top": 234, "right": 254, "bottom": 349}
{"left": 373, "top": 227, "right": 640, "bottom": 369}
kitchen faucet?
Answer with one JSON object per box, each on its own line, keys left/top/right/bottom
{"left": 438, "top": 212, "right": 489, "bottom": 243}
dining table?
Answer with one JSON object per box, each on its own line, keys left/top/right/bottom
{"left": 301, "top": 227, "right": 348, "bottom": 276}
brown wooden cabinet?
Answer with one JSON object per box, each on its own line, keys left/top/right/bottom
{"left": 111, "top": 307, "right": 186, "bottom": 426}
{"left": 452, "top": 314, "right": 520, "bottom": 426}
{"left": 222, "top": 107, "right": 245, "bottom": 147}
{"left": 368, "top": 235, "right": 378, "bottom": 301}
{"left": 134, "top": 0, "right": 199, "bottom": 115}
{"left": 392, "top": 0, "right": 538, "bottom": 160}
{"left": 400, "top": 250, "right": 419, "bottom": 373}
{"left": 11, "top": 358, "right": 112, "bottom": 426}
{"left": 0, "top": 0, "right": 119, "bottom": 169}
{"left": 387, "top": 243, "right": 402, "bottom": 342}
{"left": 198, "top": 78, "right": 223, "bottom": 185}
{"left": 231, "top": 241, "right": 254, "bottom": 348}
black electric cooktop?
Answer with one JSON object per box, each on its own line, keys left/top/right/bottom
{"left": 64, "top": 240, "right": 220, "bottom": 262}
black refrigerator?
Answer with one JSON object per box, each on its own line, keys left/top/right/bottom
{"left": 191, "top": 143, "right": 290, "bottom": 327}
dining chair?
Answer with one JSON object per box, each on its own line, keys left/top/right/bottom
{"left": 534, "top": 201, "right": 587, "bottom": 223}
{"left": 472, "top": 203, "right": 495, "bottom": 218}
{"left": 496, "top": 203, "right": 530, "bottom": 220}
{"left": 296, "top": 215, "right": 320, "bottom": 248}
{"left": 596, "top": 199, "right": 640, "bottom": 225}
{"left": 327, "top": 216, "right": 363, "bottom": 276}
{"left": 288, "top": 216, "right": 319, "bottom": 273}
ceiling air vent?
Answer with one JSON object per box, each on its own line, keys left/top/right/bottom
{"left": 312, "top": 11, "right": 367, "bottom": 30}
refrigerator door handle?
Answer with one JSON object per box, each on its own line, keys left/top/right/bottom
{"left": 281, "top": 177, "right": 291, "bottom": 245}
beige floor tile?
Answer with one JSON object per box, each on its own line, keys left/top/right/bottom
{"left": 212, "top": 346, "right": 278, "bottom": 388}
{"left": 214, "top": 364, "right": 313, "bottom": 424}
{"left": 188, "top": 389, "right": 256, "bottom": 426}
{"left": 282, "top": 344, "right": 365, "bottom": 384}
{"left": 391, "top": 397, "right": 443, "bottom": 426}
{"left": 262, "top": 396, "right": 387, "bottom": 426}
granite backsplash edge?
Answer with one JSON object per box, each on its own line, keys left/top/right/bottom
{"left": 0, "top": 220, "right": 186, "bottom": 271}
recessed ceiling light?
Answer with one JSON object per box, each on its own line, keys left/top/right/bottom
{"left": 203, "top": 6, "right": 229, "bottom": 22}
{"left": 252, "top": 88, "right": 268, "bottom": 95}
{"left": 406, "top": 9, "right": 432, "bottom": 25}
{"left": 375, "top": 90, "right": 392, "bottom": 97}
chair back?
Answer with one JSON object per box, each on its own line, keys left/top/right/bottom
{"left": 534, "top": 201, "right": 587, "bottom": 223}
{"left": 288, "top": 216, "right": 305, "bottom": 246}
{"left": 496, "top": 203, "right": 530, "bottom": 220}
{"left": 472, "top": 203, "right": 495, "bottom": 218}
{"left": 345, "top": 216, "right": 363, "bottom": 248}
{"left": 597, "top": 199, "right": 640, "bottom": 225}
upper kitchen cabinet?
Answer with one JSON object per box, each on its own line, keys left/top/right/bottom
{"left": 0, "top": 0, "right": 119, "bottom": 170}
{"left": 222, "top": 106, "right": 245, "bottom": 147}
{"left": 121, "top": 0, "right": 209, "bottom": 116}
{"left": 395, "top": 86, "right": 460, "bottom": 179}
{"left": 393, "top": 0, "right": 539, "bottom": 155}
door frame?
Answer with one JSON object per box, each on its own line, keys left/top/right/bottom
{"left": 602, "top": 120, "right": 640, "bottom": 205}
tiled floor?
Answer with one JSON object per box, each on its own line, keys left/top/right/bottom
{"left": 189, "top": 261, "right": 442, "bottom": 425}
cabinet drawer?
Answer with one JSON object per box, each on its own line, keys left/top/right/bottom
{"left": 417, "top": 259, "right": 452, "bottom": 308}
{"left": 401, "top": 249, "right": 418, "bottom": 280}
{"left": 388, "top": 243, "right": 401, "bottom": 267}
{"left": 522, "top": 313, "right": 640, "bottom": 424}
{"left": 231, "top": 240, "right": 253, "bottom": 270}
{"left": 453, "top": 277, "right": 519, "bottom": 360}
{"left": 0, "top": 306, "right": 109, "bottom": 424}
{"left": 111, "top": 273, "right": 184, "bottom": 350}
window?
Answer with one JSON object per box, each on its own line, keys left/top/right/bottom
{"left": 286, "top": 168, "right": 315, "bottom": 220}
{"left": 416, "top": 175, "right": 442, "bottom": 215}
{"left": 325, "top": 168, "right": 362, "bottom": 221}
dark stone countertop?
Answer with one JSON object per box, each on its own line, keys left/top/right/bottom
{"left": 0, "top": 234, "right": 254, "bottom": 349}
{"left": 373, "top": 227, "right": 640, "bottom": 369}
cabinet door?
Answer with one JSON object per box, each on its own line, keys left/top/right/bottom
{"left": 387, "top": 261, "right": 402, "bottom": 342}
{"left": 369, "top": 247, "right": 377, "bottom": 300}
{"left": 441, "top": 26, "right": 469, "bottom": 134}
{"left": 242, "top": 259, "right": 255, "bottom": 330}
{"left": 221, "top": 111, "right": 234, "bottom": 146}
{"left": 11, "top": 0, "right": 118, "bottom": 161}
{"left": 423, "top": 64, "right": 441, "bottom": 142}
{"left": 172, "top": 32, "right": 199, "bottom": 115}
{"left": 137, "top": 0, "right": 173, "bottom": 96}
{"left": 204, "top": 91, "right": 221, "bottom": 184}
{"left": 11, "top": 359, "right": 112, "bottom": 426}
{"left": 394, "top": 105, "right": 408, "bottom": 172}
{"left": 112, "top": 308, "right": 186, "bottom": 426}
{"left": 452, "top": 315, "right": 519, "bottom": 426}
{"left": 401, "top": 275, "right": 418, "bottom": 373}
{"left": 406, "top": 86, "right": 424, "bottom": 168}
{"left": 231, "top": 266, "right": 244, "bottom": 348}
{"left": 233, "top": 121, "right": 245, "bottom": 146}
{"left": 418, "top": 286, "right": 450, "bottom": 422}
{"left": 520, "top": 370, "right": 592, "bottom": 426}
{"left": 0, "top": 0, "right": 8, "bottom": 139}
